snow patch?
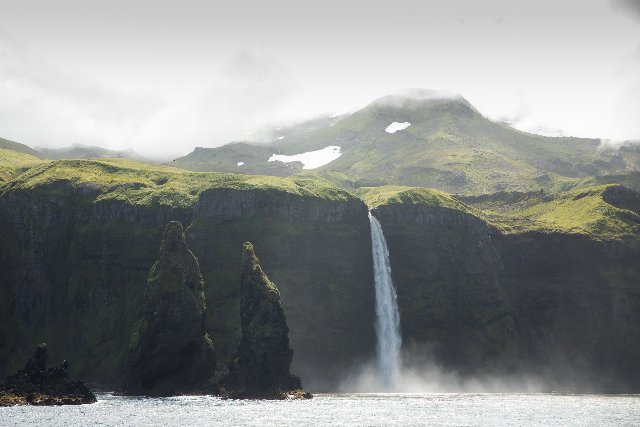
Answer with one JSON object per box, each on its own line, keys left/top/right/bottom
{"left": 277, "top": 136, "right": 285, "bottom": 140}
{"left": 268, "top": 146, "right": 342, "bottom": 169}
{"left": 385, "top": 122, "right": 411, "bottom": 133}
{"left": 237, "top": 162, "right": 244, "bottom": 166}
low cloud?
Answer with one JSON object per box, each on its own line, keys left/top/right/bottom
{"left": 133, "top": 50, "right": 299, "bottom": 158}
{"left": 0, "top": 30, "right": 163, "bottom": 154}
{"left": 0, "top": 30, "right": 300, "bottom": 160}
{"left": 612, "top": 0, "right": 640, "bottom": 18}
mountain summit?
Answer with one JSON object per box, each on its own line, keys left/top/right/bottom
{"left": 172, "top": 89, "right": 638, "bottom": 195}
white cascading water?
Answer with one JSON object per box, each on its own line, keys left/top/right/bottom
{"left": 368, "top": 211, "right": 402, "bottom": 387}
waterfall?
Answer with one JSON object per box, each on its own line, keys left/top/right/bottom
{"left": 368, "top": 211, "right": 402, "bottom": 386}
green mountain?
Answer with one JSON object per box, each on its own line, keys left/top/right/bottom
{"left": 0, "top": 137, "right": 45, "bottom": 158}
{"left": 172, "top": 90, "right": 639, "bottom": 195}
{"left": 170, "top": 143, "right": 301, "bottom": 176}
{"left": 0, "top": 137, "right": 44, "bottom": 183}
{"left": 37, "top": 144, "right": 151, "bottom": 163}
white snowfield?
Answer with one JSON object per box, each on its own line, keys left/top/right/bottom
{"left": 385, "top": 122, "right": 411, "bottom": 133}
{"left": 268, "top": 145, "right": 342, "bottom": 169}
{"left": 237, "top": 162, "right": 244, "bottom": 166}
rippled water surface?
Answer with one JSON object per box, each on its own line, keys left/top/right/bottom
{"left": 2, "top": 392, "right": 640, "bottom": 426}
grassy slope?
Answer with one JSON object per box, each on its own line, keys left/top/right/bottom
{"left": 170, "top": 95, "right": 638, "bottom": 195}
{"left": 4, "top": 151, "right": 637, "bottom": 240}
{"left": 359, "top": 184, "right": 640, "bottom": 240}
{"left": 5, "top": 158, "right": 354, "bottom": 207}
{"left": 309, "top": 99, "right": 616, "bottom": 193}
{"left": 0, "top": 148, "right": 44, "bottom": 183}
{"left": 505, "top": 185, "right": 640, "bottom": 238}
{"left": 0, "top": 138, "right": 46, "bottom": 182}
{"left": 170, "top": 143, "right": 302, "bottom": 176}
{"left": 0, "top": 137, "right": 44, "bottom": 158}
{"left": 357, "top": 185, "right": 479, "bottom": 214}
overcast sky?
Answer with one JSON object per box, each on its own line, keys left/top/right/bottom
{"left": 1, "top": 0, "right": 639, "bottom": 159}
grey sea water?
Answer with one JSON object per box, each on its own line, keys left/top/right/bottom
{"left": 1, "top": 392, "right": 639, "bottom": 426}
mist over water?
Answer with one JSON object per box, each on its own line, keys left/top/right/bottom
{"left": 368, "top": 212, "right": 402, "bottom": 388}
{"left": 355, "top": 212, "right": 547, "bottom": 394}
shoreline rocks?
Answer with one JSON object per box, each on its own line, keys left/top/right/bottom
{"left": 0, "top": 343, "right": 96, "bottom": 406}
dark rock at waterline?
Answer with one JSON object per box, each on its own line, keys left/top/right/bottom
{"left": 0, "top": 343, "right": 96, "bottom": 406}
{"left": 221, "top": 242, "right": 311, "bottom": 399}
{"left": 117, "top": 221, "right": 217, "bottom": 396}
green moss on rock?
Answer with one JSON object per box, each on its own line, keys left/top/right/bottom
{"left": 118, "top": 221, "right": 216, "bottom": 396}
{"left": 222, "top": 242, "right": 310, "bottom": 399}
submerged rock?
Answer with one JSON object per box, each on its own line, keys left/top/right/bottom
{"left": 118, "top": 221, "right": 216, "bottom": 396}
{"left": 0, "top": 343, "right": 96, "bottom": 406}
{"left": 221, "top": 242, "right": 311, "bottom": 399}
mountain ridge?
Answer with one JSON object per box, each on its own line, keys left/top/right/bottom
{"left": 170, "top": 90, "right": 638, "bottom": 195}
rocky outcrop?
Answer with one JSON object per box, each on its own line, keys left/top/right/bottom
{"left": 221, "top": 243, "right": 310, "bottom": 399}
{"left": 118, "top": 221, "right": 216, "bottom": 396}
{"left": 188, "top": 190, "right": 375, "bottom": 390}
{"left": 602, "top": 185, "right": 640, "bottom": 215}
{"left": 0, "top": 343, "right": 96, "bottom": 406}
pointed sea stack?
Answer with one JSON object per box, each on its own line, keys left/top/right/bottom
{"left": 118, "top": 221, "right": 216, "bottom": 396}
{"left": 222, "top": 242, "right": 311, "bottom": 399}
{"left": 0, "top": 343, "right": 96, "bottom": 406}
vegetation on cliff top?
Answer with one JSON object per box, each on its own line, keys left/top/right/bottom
{"left": 2, "top": 158, "right": 355, "bottom": 207}
{"left": 359, "top": 184, "right": 640, "bottom": 240}
{"left": 0, "top": 148, "right": 44, "bottom": 183}
{"left": 2, "top": 140, "right": 638, "bottom": 240}
{"left": 497, "top": 184, "right": 640, "bottom": 238}
{"left": 357, "top": 185, "right": 481, "bottom": 215}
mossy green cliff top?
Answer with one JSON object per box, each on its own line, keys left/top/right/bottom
{"left": 359, "top": 184, "right": 640, "bottom": 241}
{"left": 1, "top": 158, "right": 355, "bottom": 208}
{"left": 486, "top": 184, "right": 640, "bottom": 239}
{"left": 358, "top": 185, "right": 478, "bottom": 213}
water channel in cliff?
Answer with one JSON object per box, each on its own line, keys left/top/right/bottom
{"left": 368, "top": 211, "right": 402, "bottom": 388}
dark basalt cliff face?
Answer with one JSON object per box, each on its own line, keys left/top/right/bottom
{"left": 372, "top": 199, "right": 640, "bottom": 390}
{"left": 0, "top": 182, "right": 375, "bottom": 390}
{"left": 187, "top": 188, "right": 375, "bottom": 389}
{"left": 0, "top": 343, "right": 96, "bottom": 406}
{"left": 222, "top": 243, "right": 310, "bottom": 399}
{"left": 371, "top": 204, "right": 515, "bottom": 373}
{"left": 0, "top": 181, "right": 191, "bottom": 385}
{"left": 3, "top": 170, "right": 639, "bottom": 393}
{"left": 118, "top": 221, "right": 216, "bottom": 396}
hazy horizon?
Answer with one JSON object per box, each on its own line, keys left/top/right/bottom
{"left": 1, "top": 0, "right": 640, "bottom": 159}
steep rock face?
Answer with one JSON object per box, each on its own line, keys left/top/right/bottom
{"left": 0, "top": 182, "right": 191, "bottom": 383}
{"left": 0, "top": 181, "right": 375, "bottom": 391}
{"left": 188, "top": 189, "right": 375, "bottom": 390}
{"left": 194, "top": 187, "right": 365, "bottom": 223}
{"left": 602, "top": 185, "right": 640, "bottom": 215}
{"left": 371, "top": 204, "right": 516, "bottom": 373}
{"left": 0, "top": 343, "right": 96, "bottom": 406}
{"left": 374, "top": 198, "right": 640, "bottom": 390}
{"left": 494, "top": 233, "right": 640, "bottom": 389}
{"left": 119, "top": 221, "right": 216, "bottom": 396}
{"left": 222, "top": 243, "right": 309, "bottom": 399}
